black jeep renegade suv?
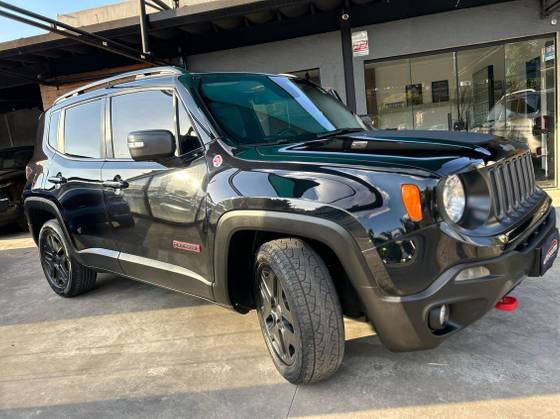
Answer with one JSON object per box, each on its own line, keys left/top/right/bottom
{"left": 24, "top": 67, "right": 558, "bottom": 384}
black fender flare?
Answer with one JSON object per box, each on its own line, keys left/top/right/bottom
{"left": 212, "top": 210, "right": 380, "bottom": 308}
{"left": 24, "top": 196, "right": 75, "bottom": 251}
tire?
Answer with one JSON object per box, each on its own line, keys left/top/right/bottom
{"left": 38, "top": 219, "right": 96, "bottom": 297}
{"left": 254, "top": 238, "right": 345, "bottom": 384}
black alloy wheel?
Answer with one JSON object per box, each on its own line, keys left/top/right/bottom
{"left": 41, "top": 229, "right": 71, "bottom": 292}
{"left": 254, "top": 238, "right": 345, "bottom": 384}
{"left": 257, "top": 263, "right": 298, "bottom": 366}
{"left": 38, "top": 219, "right": 97, "bottom": 297}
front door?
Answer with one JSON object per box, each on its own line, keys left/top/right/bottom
{"left": 101, "top": 88, "right": 211, "bottom": 298}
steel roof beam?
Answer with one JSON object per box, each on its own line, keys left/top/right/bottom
{"left": 0, "top": 0, "right": 167, "bottom": 66}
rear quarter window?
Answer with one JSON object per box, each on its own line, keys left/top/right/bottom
{"left": 48, "top": 110, "right": 61, "bottom": 150}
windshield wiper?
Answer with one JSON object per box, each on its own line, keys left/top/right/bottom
{"left": 315, "top": 128, "right": 365, "bottom": 139}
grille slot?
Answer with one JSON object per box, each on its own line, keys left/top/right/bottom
{"left": 488, "top": 153, "right": 536, "bottom": 221}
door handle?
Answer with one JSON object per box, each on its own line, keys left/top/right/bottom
{"left": 103, "top": 179, "right": 129, "bottom": 189}
{"left": 48, "top": 174, "right": 67, "bottom": 185}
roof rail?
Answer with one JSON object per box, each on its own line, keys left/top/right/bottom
{"left": 53, "top": 66, "right": 184, "bottom": 106}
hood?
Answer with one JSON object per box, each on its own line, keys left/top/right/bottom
{"left": 235, "top": 130, "right": 524, "bottom": 177}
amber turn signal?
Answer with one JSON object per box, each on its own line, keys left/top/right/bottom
{"left": 401, "top": 184, "right": 423, "bottom": 222}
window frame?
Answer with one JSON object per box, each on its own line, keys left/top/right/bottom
{"left": 106, "top": 87, "right": 204, "bottom": 161}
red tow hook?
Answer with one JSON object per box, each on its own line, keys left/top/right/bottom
{"left": 495, "top": 296, "right": 518, "bottom": 312}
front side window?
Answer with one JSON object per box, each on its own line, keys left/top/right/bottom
{"left": 111, "top": 90, "right": 175, "bottom": 158}
{"left": 64, "top": 100, "right": 103, "bottom": 158}
{"left": 195, "top": 74, "right": 364, "bottom": 145}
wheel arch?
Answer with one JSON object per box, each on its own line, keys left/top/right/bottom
{"left": 213, "top": 210, "right": 376, "bottom": 315}
{"left": 24, "top": 197, "right": 74, "bottom": 250}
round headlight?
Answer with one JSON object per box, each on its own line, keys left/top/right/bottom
{"left": 442, "top": 175, "right": 466, "bottom": 223}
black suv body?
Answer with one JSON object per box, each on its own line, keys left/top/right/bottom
{"left": 24, "top": 67, "right": 558, "bottom": 384}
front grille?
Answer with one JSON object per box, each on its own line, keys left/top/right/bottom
{"left": 488, "top": 152, "right": 537, "bottom": 221}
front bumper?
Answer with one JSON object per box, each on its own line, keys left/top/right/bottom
{"left": 361, "top": 206, "right": 557, "bottom": 352}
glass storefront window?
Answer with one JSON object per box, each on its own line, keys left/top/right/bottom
{"left": 365, "top": 58, "right": 412, "bottom": 130}
{"left": 505, "top": 39, "right": 556, "bottom": 186}
{"left": 410, "top": 53, "right": 458, "bottom": 131}
{"left": 364, "top": 37, "right": 556, "bottom": 187}
{"left": 456, "top": 45, "right": 506, "bottom": 133}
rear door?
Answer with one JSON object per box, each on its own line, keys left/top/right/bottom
{"left": 44, "top": 97, "right": 119, "bottom": 271}
{"left": 101, "top": 88, "right": 211, "bottom": 298}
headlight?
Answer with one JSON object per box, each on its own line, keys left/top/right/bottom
{"left": 442, "top": 175, "right": 466, "bottom": 223}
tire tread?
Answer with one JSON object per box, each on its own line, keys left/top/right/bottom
{"left": 257, "top": 238, "right": 345, "bottom": 384}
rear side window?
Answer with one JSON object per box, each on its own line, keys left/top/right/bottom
{"left": 63, "top": 100, "right": 103, "bottom": 158}
{"left": 111, "top": 90, "right": 175, "bottom": 159}
{"left": 48, "top": 110, "right": 60, "bottom": 150}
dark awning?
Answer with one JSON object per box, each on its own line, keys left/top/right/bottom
{"left": 0, "top": 0, "right": 511, "bottom": 90}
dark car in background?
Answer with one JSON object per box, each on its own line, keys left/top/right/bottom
{"left": 0, "top": 146, "right": 33, "bottom": 230}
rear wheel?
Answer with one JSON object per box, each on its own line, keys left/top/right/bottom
{"left": 39, "top": 219, "right": 96, "bottom": 297}
{"left": 255, "top": 238, "right": 345, "bottom": 384}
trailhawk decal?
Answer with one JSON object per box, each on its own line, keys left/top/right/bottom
{"left": 173, "top": 240, "right": 202, "bottom": 253}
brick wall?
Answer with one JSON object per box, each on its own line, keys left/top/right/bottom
{"left": 39, "top": 64, "right": 148, "bottom": 109}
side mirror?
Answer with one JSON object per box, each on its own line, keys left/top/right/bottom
{"left": 127, "top": 130, "right": 176, "bottom": 161}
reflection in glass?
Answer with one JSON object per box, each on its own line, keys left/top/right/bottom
{"left": 457, "top": 45, "right": 506, "bottom": 134}
{"left": 365, "top": 58, "right": 412, "bottom": 130}
{"left": 64, "top": 100, "right": 103, "bottom": 158}
{"left": 111, "top": 90, "right": 175, "bottom": 158}
{"left": 410, "top": 53, "right": 457, "bottom": 131}
{"left": 505, "top": 39, "right": 556, "bottom": 186}
{"left": 364, "top": 37, "right": 556, "bottom": 186}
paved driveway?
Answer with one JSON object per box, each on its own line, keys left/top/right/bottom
{"left": 0, "top": 225, "right": 559, "bottom": 418}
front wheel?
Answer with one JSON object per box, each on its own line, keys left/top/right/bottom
{"left": 255, "top": 238, "right": 345, "bottom": 384}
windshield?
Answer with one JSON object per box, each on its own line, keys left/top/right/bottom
{"left": 0, "top": 148, "right": 32, "bottom": 170}
{"left": 196, "top": 74, "right": 366, "bottom": 145}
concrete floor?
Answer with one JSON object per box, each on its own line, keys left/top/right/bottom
{"left": 0, "top": 225, "right": 559, "bottom": 419}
